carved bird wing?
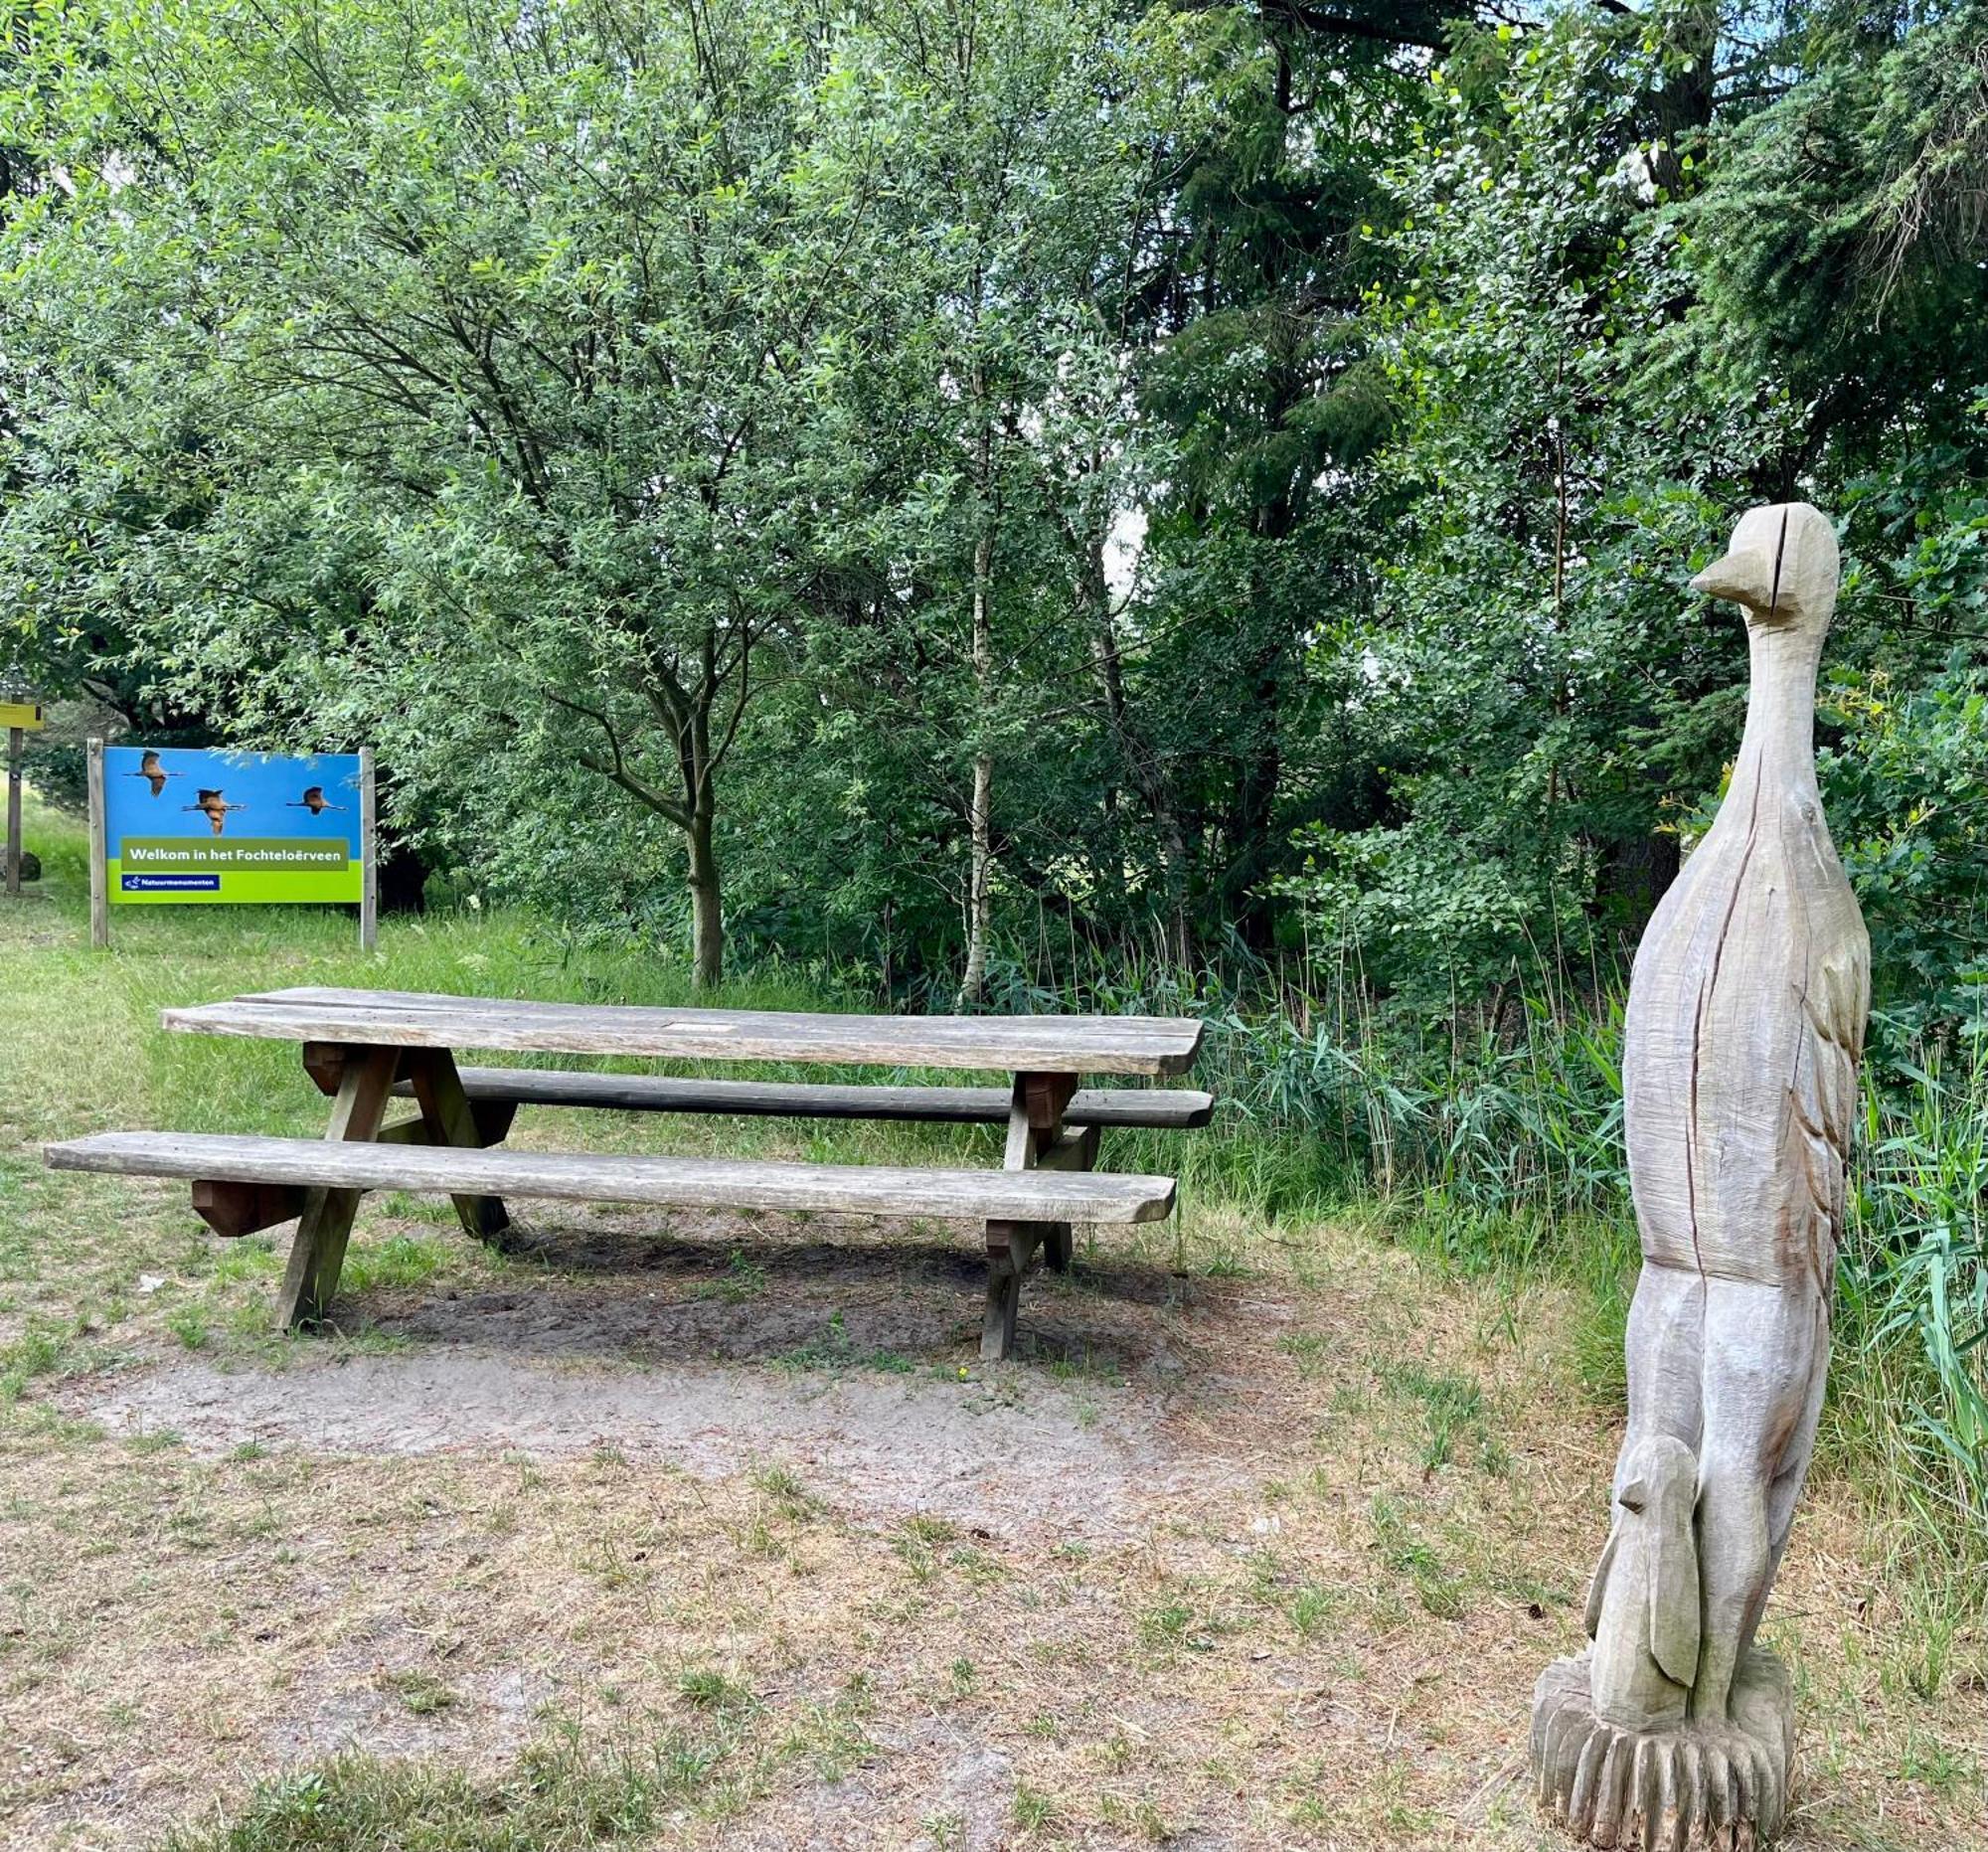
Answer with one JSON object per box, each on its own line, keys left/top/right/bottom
{"left": 1787, "top": 939, "right": 1870, "bottom": 1295}
{"left": 1648, "top": 1483, "right": 1701, "bottom": 1687}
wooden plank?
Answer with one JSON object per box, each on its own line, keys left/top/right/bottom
{"left": 1023, "top": 1072, "right": 1079, "bottom": 1133}
{"left": 86, "top": 739, "right": 108, "bottom": 949}
{"left": 978, "top": 1065, "right": 1074, "bottom": 1351}
{"left": 301, "top": 1040, "right": 349, "bottom": 1096}
{"left": 358, "top": 745, "right": 378, "bottom": 953}
{"left": 5, "top": 726, "right": 23, "bottom": 898}
{"left": 1025, "top": 1071, "right": 1082, "bottom": 1279}
{"left": 981, "top": 1221, "right": 1041, "bottom": 1361}
{"left": 45, "top": 1131, "right": 1179, "bottom": 1225}
{"left": 191, "top": 1178, "right": 306, "bottom": 1238}
{"left": 1035, "top": 1124, "right": 1101, "bottom": 1175}
{"left": 163, "top": 988, "right": 1205, "bottom": 1077}
{"left": 403, "top": 1048, "right": 509, "bottom": 1240}
{"left": 1001, "top": 1081, "right": 1038, "bottom": 1172}
{"left": 391, "top": 1068, "right": 1215, "bottom": 1129}
{"left": 374, "top": 1099, "right": 516, "bottom": 1148}
{"left": 271, "top": 1044, "right": 399, "bottom": 1330}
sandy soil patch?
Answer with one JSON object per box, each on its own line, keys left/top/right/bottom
{"left": 73, "top": 1346, "right": 1229, "bottom": 1539}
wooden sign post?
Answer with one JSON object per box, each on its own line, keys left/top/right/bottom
{"left": 85, "top": 740, "right": 377, "bottom": 950}
{"left": 2, "top": 698, "right": 44, "bottom": 898}
{"left": 86, "top": 738, "right": 108, "bottom": 946}
{"left": 359, "top": 745, "right": 378, "bottom": 952}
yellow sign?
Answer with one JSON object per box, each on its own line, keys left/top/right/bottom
{"left": 0, "top": 701, "right": 44, "bottom": 732}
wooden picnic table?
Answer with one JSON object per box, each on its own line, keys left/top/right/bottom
{"left": 53, "top": 986, "right": 1208, "bottom": 1359}
{"left": 161, "top": 986, "right": 1205, "bottom": 1074}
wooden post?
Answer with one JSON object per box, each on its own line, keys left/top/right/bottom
{"left": 85, "top": 738, "right": 108, "bottom": 949}
{"left": 4, "top": 725, "right": 22, "bottom": 897}
{"left": 358, "top": 745, "right": 378, "bottom": 952}
{"left": 980, "top": 1070, "right": 1079, "bottom": 1360}
{"left": 403, "top": 1047, "right": 511, "bottom": 1240}
{"left": 273, "top": 1042, "right": 400, "bottom": 1331}
{"left": 192, "top": 1178, "right": 308, "bottom": 1239}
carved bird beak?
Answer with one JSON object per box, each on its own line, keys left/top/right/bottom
{"left": 1691, "top": 548, "right": 1772, "bottom": 611}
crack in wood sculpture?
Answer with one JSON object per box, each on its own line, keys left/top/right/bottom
{"left": 1532, "top": 504, "right": 1870, "bottom": 1851}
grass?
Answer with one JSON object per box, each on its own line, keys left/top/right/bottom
{"left": 1, "top": 788, "right": 1984, "bottom": 1848}
{"left": 158, "top": 1725, "right": 749, "bottom": 1851}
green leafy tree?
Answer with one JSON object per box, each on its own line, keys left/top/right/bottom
{"left": 2, "top": 0, "right": 921, "bottom": 985}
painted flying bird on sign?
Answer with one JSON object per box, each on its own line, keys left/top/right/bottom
{"left": 127, "top": 751, "right": 181, "bottom": 797}
{"left": 185, "top": 789, "right": 248, "bottom": 835}
{"left": 286, "top": 786, "right": 347, "bottom": 816}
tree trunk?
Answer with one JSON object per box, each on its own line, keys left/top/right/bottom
{"left": 958, "top": 519, "right": 996, "bottom": 1009}
{"left": 1647, "top": 1, "right": 1718, "bottom": 198}
{"left": 1079, "top": 540, "right": 1190, "bottom": 950}
{"left": 688, "top": 808, "right": 724, "bottom": 991}
{"left": 1222, "top": 647, "right": 1284, "bottom": 953}
{"left": 557, "top": 669, "right": 732, "bottom": 992}
{"left": 957, "top": 349, "right": 997, "bottom": 1011}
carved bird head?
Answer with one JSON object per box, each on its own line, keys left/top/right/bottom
{"left": 1692, "top": 502, "right": 1840, "bottom": 636}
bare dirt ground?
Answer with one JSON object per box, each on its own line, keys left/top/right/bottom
{"left": 76, "top": 1214, "right": 1233, "bottom": 1539}
{"left": 4, "top": 1199, "right": 1982, "bottom": 1851}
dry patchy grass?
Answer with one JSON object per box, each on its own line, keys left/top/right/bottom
{"left": 0, "top": 798, "right": 1981, "bottom": 1850}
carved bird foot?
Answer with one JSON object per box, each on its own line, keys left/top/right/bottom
{"left": 1532, "top": 1649, "right": 1794, "bottom": 1850}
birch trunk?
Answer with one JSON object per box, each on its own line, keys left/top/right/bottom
{"left": 958, "top": 519, "right": 995, "bottom": 1008}
{"left": 957, "top": 352, "right": 996, "bottom": 1009}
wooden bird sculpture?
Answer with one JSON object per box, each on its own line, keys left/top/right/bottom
{"left": 1532, "top": 503, "right": 1869, "bottom": 1848}
{"left": 184, "top": 788, "right": 248, "bottom": 836}
{"left": 286, "top": 785, "right": 345, "bottom": 816}
{"left": 127, "top": 750, "right": 179, "bottom": 797}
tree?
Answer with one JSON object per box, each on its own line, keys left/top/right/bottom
{"left": 1122, "top": 4, "right": 1427, "bottom": 952}
{"left": 2, "top": 0, "right": 918, "bottom": 985}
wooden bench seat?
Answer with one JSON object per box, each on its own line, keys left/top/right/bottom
{"left": 389, "top": 1066, "right": 1216, "bottom": 1130}
{"left": 46, "top": 1128, "right": 1176, "bottom": 1359}
{"left": 46, "top": 1131, "right": 1176, "bottom": 1225}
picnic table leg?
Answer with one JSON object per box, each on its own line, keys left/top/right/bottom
{"left": 1034, "top": 1125, "right": 1097, "bottom": 1273}
{"left": 979, "top": 1072, "right": 1078, "bottom": 1361}
{"left": 403, "top": 1048, "right": 511, "bottom": 1240}
{"left": 982, "top": 1220, "right": 1041, "bottom": 1359}
{"left": 274, "top": 1043, "right": 400, "bottom": 1331}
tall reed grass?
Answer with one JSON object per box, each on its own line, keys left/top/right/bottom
{"left": 964, "top": 942, "right": 1988, "bottom": 1537}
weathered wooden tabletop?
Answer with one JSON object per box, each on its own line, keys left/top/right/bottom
{"left": 162, "top": 985, "right": 1206, "bottom": 1077}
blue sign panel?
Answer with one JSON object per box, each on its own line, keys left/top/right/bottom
{"left": 103, "top": 747, "right": 364, "bottom": 906}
